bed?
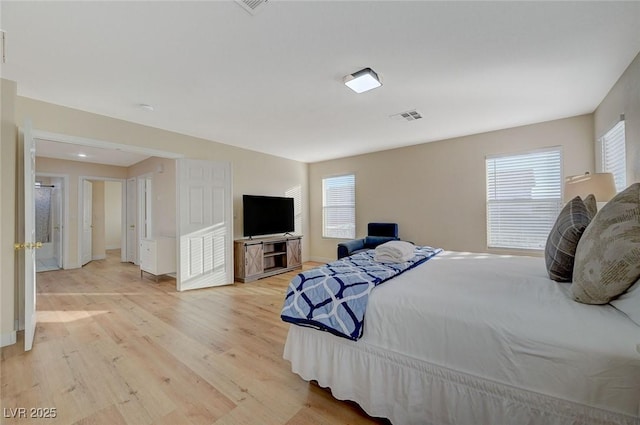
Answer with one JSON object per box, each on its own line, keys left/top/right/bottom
{"left": 282, "top": 251, "right": 640, "bottom": 425}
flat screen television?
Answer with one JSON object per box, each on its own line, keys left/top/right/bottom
{"left": 243, "top": 195, "right": 295, "bottom": 238}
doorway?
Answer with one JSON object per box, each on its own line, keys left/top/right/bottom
{"left": 79, "top": 177, "right": 125, "bottom": 267}
{"left": 35, "top": 174, "right": 68, "bottom": 272}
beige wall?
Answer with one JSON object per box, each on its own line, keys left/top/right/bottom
{"left": 35, "top": 157, "right": 127, "bottom": 268}
{"left": 104, "top": 181, "right": 122, "bottom": 250}
{"left": 91, "top": 181, "right": 106, "bottom": 260}
{"left": 1, "top": 79, "right": 18, "bottom": 346}
{"left": 128, "top": 157, "right": 176, "bottom": 238}
{"left": 309, "top": 115, "right": 595, "bottom": 261}
{"left": 594, "top": 51, "right": 640, "bottom": 184}
{"left": 16, "top": 97, "right": 310, "bottom": 250}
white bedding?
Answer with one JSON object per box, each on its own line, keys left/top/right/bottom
{"left": 284, "top": 251, "right": 640, "bottom": 425}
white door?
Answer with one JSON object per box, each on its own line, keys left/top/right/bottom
{"left": 23, "top": 120, "right": 37, "bottom": 351}
{"left": 126, "top": 177, "right": 137, "bottom": 264}
{"left": 81, "top": 180, "right": 93, "bottom": 266}
{"left": 51, "top": 183, "right": 62, "bottom": 268}
{"left": 177, "top": 159, "right": 232, "bottom": 291}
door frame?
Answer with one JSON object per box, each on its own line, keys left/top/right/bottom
{"left": 79, "top": 178, "right": 94, "bottom": 265}
{"left": 77, "top": 176, "right": 142, "bottom": 267}
{"left": 34, "top": 173, "right": 69, "bottom": 270}
{"left": 137, "top": 173, "right": 153, "bottom": 243}
{"left": 126, "top": 177, "right": 138, "bottom": 264}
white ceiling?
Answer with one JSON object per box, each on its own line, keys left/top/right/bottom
{"left": 2, "top": 1, "right": 640, "bottom": 163}
{"left": 35, "top": 138, "right": 151, "bottom": 167}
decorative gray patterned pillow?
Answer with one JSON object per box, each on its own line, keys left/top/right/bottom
{"left": 583, "top": 194, "right": 597, "bottom": 218}
{"left": 545, "top": 196, "right": 593, "bottom": 282}
{"left": 571, "top": 183, "right": 640, "bottom": 304}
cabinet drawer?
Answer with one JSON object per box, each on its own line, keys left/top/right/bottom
{"left": 140, "top": 238, "right": 175, "bottom": 276}
{"left": 140, "top": 241, "right": 155, "bottom": 268}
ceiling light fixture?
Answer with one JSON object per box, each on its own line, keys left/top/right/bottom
{"left": 343, "top": 67, "right": 382, "bottom": 93}
{"left": 139, "top": 103, "right": 154, "bottom": 111}
{"left": 77, "top": 153, "right": 87, "bottom": 158}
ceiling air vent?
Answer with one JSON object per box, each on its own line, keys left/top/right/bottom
{"left": 235, "top": 0, "right": 269, "bottom": 15}
{"left": 390, "top": 109, "right": 423, "bottom": 122}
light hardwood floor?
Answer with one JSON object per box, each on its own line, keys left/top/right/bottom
{"left": 1, "top": 250, "right": 388, "bottom": 425}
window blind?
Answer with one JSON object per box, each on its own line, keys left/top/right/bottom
{"left": 601, "top": 120, "right": 626, "bottom": 192}
{"left": 322, "top": 174, "right": 355, "bottom": 239}
{"left": 486, "top": 147, "right": 562, "bottom": 250}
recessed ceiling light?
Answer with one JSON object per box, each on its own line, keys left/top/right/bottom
{"left": 139, "top": 103, "right": 154, "bottom": 111}
{"left": 77, "top": 153, "right": 87, "bottom": 158}
{"left": 343, "top": 68, "right": 382, "bottom": 94}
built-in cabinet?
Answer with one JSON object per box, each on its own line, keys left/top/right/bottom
{"left": 234, "top": 236, "right": 302, "bottom": 283}
{"left": 140, "top": 237, "right": 176, "bottom": 281}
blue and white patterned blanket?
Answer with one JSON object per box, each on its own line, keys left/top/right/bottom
{"left": 281, "top": 246, "right": 442, "bottom": 340}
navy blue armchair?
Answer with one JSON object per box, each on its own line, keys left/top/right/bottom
{"left": 337, "top": 222, "right": 399, "bottom": 259}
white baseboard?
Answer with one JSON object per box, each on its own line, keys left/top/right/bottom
{"left": 92, "top": 254, "right": 107, "bottom": 261}
{"left": 309, "top": 256, "right": 332, "bottom": 264}
{"left": 106, "top": 245, "right": 120, "bottom": 250}
{"left": 0, "top": 331, "right": 17, "bottom": 347}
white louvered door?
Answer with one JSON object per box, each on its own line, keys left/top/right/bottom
{"left": 177, "top": 159, "right": 232, "bottom": 291}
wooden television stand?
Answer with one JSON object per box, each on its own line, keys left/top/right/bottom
{"left": 234, "top": 235, "right": 302, "bottom": 283}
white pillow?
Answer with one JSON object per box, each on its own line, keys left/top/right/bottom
{"left": 610, "top": 279, "right": 640, "bottom": 326}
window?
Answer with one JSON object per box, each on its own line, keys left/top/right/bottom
{"left": 600, "top": 119, "right": 626, "bottom": 192}
{"left": 322, "top": 174, "right": 355, "bottom": 239}
{"left": 486, "top": 147, "right": 562, "bottom": 250}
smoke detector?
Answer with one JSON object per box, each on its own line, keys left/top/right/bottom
{"left": 235, "top": 0, "right": 269, "bottom": 15}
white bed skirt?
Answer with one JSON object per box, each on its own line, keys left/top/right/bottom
{"left": 283, "top": 326, "right": 638, "bottom": 425}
